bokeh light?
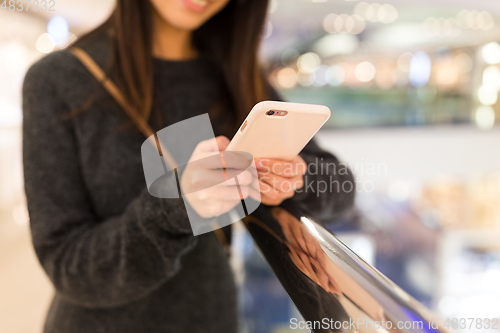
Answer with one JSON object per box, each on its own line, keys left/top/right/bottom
{"left": 276, "top": 67, "right": 297, "bottom": 89}
{"left": 355, "top": 2, "right": 398, "bottom": 24}
{"left": 474, "top": 106, "right": 496, "bottom": 129}
{"left": 477, "top": 85, "right": 498, "bottom": 105}
{"left": 263, "top": 21, "right": 273, "bottom": 39}
{"left": 314, "top": 34, "right": 359, "bottom": 58}
{"left": 482, "top": 65, "right": 500, "bottom": 92}
{"left": 36, "top": 33, "right": 56, "bottom": 54}
{"left": 297, "top": 52, "right": 321, "bottom": 74}
{"left": 323, "top": 13, "right": 338, "bottom": 33}
{"left": 423, "top": 17, "right": 461, "bottom": 37}
{"left": 47, "top": 15, "right": 69, "bottom": 47}
{"left": 375, "top": 63, "right": 395, "bottom": 89}
{"left": 481, "top": 42, "right": 500, "bottom": 65}
{"left": 457, "top": 10, "right": 495, "bottom": 30}
{"left": 435, "top": 64, "right": 458, "bottom": 87}
{"left": 354, "top": 61, "right": 377, "bottom": 82}
{"left": 378, "top": 4, "right": 398, "bottom": 24}
{"left": 409, "top": 51, "right": 432, "bottom": 87}
{"left": 323, "top": 14, "right": 364, "bottom": 34}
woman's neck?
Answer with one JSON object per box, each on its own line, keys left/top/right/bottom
{"left": 152, "top": 11, "right": 198, "bottom": 60}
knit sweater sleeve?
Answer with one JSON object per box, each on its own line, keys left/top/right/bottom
{"left": 23, "top": 52, "right": 197, "bottom": 309}
{"left": 266, "top": 85, "right": 356, "bottom": 223}
{"left": 294, "top": 139, "right": 356, "bottom": 223}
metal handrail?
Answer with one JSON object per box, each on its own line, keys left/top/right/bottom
{"left": 244, "top": 206, "right": 452, "bottom": 333}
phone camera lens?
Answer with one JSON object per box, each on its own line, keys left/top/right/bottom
{"left": 267, "top": 111, "right": 275, "bottom": 115}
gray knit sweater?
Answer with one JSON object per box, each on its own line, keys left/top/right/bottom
{"left": 22, "top": 35, "right": 354, "bottom": 333}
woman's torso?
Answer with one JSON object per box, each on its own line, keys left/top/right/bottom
{"left": 39, "top": 35, "right": 238, "bottom": 333}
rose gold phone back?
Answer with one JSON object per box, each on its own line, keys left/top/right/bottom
{"left": 227, "top": 101, "right": 331, "bottom": 161}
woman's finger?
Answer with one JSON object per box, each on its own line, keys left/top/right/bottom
{"left": 196, "top": 184, "right": 249, "bottom": 201}
{"left": 255, "top": 156, "right": 307, "bottom": 177}
{"left": 192, "top": 136, "right": 228, "bottom": 155}
{"left": 215, "top": 136, "right": 230, "bottom": 151}
{"left": 258, "top": 172, "right": 298, "bottom": 193}
{"left": 189, "top": 151, "right": 251, "bottom": 171}
{"left": 256, "top": 178, "right": 281, "bottom": 198}
{"left": 187, "top": 168, "right": 252, "bottom": 192}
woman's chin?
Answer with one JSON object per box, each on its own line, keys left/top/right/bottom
{"left": 167, "top": 17, "right": 204, "bottom": 31}
{"left": 150, "top": 0, "right": 230, "bottom": 31}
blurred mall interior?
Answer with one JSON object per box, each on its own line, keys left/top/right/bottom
{"left": 1, "top": 0, "right": 500, "bottom": 332}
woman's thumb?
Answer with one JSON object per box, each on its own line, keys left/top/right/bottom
{"left": 215, "top": 136, "right": 230, "bottom": 151}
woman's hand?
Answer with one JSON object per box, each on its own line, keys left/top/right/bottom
{"left": 251, "top": 156, "right": 307, "bottom": 206}
{"left": 181, "top": 136, "right": 253, "bottom": 219}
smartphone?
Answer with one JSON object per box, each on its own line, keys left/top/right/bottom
{"left": 226, "top": 101, "right": 331, "bottom": 160}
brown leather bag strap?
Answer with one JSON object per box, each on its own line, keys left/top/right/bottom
{"left": 70, "top": 47, "right": 230, "bottom": 248}
{"left": 69, "top": 47, "right": 178, "bottom": 169}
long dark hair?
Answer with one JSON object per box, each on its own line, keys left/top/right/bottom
{"left": 74, "top": 0, "right": 270, "bottom": 132}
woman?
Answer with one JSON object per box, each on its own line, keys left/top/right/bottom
{"left": 22, "top": 0, "right": 355, "bottom": 332}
